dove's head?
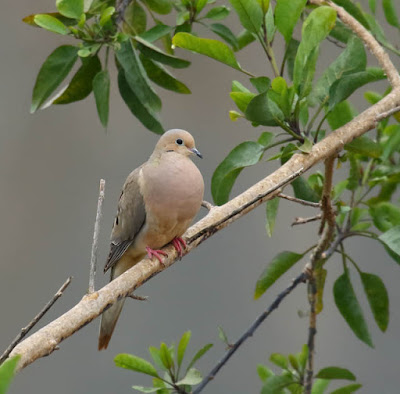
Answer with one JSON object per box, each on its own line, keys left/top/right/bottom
{"left": 155, "top": 129, "right": 202, "bottom": 159}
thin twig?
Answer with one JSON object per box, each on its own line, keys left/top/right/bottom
{"left": 278, "top": 193, "right": 321, "bottom": 208}
{"left": 201, "top": 200, "right": 214, "bottom": 211}
{"left": 128, "top": 294, "right": 148, "bottom": 301}
{"left": 376, "top": 106, "right": 400, "bottom": 122}
{"left": 192, "top": 273, "right": 307, "bottom": 394}
{"left": 116, "top": 0, "right": 133, "bottom": 24}
{"left": 292, "top": 214, "right": 322, "bottom": 226}
{"left": 0, "top": 277, "right": 72, "bottom": 365}
{"left": 89, "top": 179, "right": 105, "bottom": 294}
{"left": 304, "top": 156, "right": 336, "bottom": 394}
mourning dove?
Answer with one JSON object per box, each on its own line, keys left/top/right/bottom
{"left": 98, "top": 129, "right": 204, "bottom": 350}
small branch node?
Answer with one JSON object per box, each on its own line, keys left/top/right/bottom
{"left": 292, "top": 214, "right": 322, "bottom": 226}
{"left": 278, "top": 193, "right": 320, "bottom": 208}
{"left": 201, "top": 200, "right": 214, "bottom": 211}
{"left": 128, "top": 294, "right": 149, "bottom": 301}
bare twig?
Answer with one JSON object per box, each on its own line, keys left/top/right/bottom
{"left": 0, "top": 277, "right": 72, "bottom": 365}
{"left": 89, "top": 179, "right": 105, "bottom": 294}
{"left": 304, "top": 156, "right": 336, "bottom": 393}
{"left": 201, "top": 200, "right": 214, "bottom": 211}
{"left": 128, "top": 294, "right": 148, "bottom": 301}
{"left": 292, "top": 214, "right": 322, "bottom": 226}
{"left": 376, "top": 106, "right": 400, "bottom": 122}
{"left": 193, "top": 272, "right": 307, "bottom": 394}
{"left": 116, "top": 0, "right": 133, "bottom": 23}
{"left": 278, "top": 193, "right": 321, "bottom": 207}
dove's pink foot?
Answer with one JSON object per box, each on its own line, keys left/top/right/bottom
{"left": 146, "top": 247, "right": 168, "bottom": 264}
{"left": 172, "top": 237, "right": 187, "bottom": 258}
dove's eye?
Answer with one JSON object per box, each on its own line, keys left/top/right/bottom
{"left": 176, "top": 138, "right": 184, "bottom": 145}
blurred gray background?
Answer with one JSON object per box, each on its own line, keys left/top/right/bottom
{"left": 1, "top": 1, "right": 400, "bottom": 393}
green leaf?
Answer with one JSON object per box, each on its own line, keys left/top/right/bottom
{"left": 379, "top": 225, "right": 400, "bottom": 255}
{"left": 93, "top": 70, "right": 110, "bottom": 128}
{"left": 196, "top": 0, "right": 208, "bottom": 14}
{"left": 382, "top": 0, "right": 400, "bottom": 28}
{"left": 382, "top": 125, "right": 400, "bottom": 160}
{"left": 136, "top": 36, "right": 190, "bottom": 68}
{"left": 0, "top": 355, "right": 20, "bottom": 394}
{"left": 210, "top": 23, "right": 239, "bottom": 50}
{"left": 228, "top": 0, "right": 263, "bottom": 34}
{"left": 370, "top": 202, "right": 400, "bottom": 232}
{"left": 261, "top": 374, "right": 294, "bottom": 393}
{"left": 266, "top": 197, "right": 279, "bottom": 237}
{"left": 311, "top": 379, "right": 330, "bottom": 394}
{"left": 114, "top": 354, "right": 159, "bottom": 377}
{"left": 310, "top": 36, "right": 366, "bottom": 106}
{"left": 293, "top": 6, "right": 337, "bottom": 97}
{"left": 211, "top": 141, "right": 264, "bottom": 205}
{"left": 204, "top": 6, "right": 230, "bottom": 20}
{"left": 330, "top": 384, "right": 362, "bottom": 394}
{"left": 99, "top": 6, "right": 115, "bottom": 26}
{"left": 176, "top": 368, "right": 203, "bottom": 385}
{"left": 288, "top": 354, "right": 299, "bottom": 372}
{"left": 116, "top": 40, "right": 162, "bottom": 113}
{"left": 230, "top": 92, "right": 255, "bottom": 112}
{"left": 275, "top": 0, "right": 307, "bottom": 43}
{"left": 333, "top": 272, "right": 373, "bottom": 347}
{"left": 172, "top": 33, "right": 242, "bottom": 71}
{"left": 33, "top": 14, "right": 70, "bottom": 35}
{"left": 344, "top": 135, "right": 382, "bottom": 158}
{"left": 251, "top": 76, "right": 271, "bottom": 94}
{"left": 177, "top": 331, "right": 191, "bottom": 368}
{"left": 56, "top": 0, "right": 84, "bottom": 19}
{"left": 257, "top": 365, "right": 274, "bottom": 382}
{"left": 124, "top": 1, "right": 147, "bottom": 35}
{"left": 23, "top": 12, "right": 76, "bottom": 27}
{"left": 132, "top": 386, "right": 160, "bottom": 393}
{"left": 368, "top": 0, "right": 376, "bottom": 13}
{"left": 257, "top": 0, "right": 270, "bottom": 14}
{"left": 139, "top": 25, "right": 173, "bottom": 43}
{"left": 118, "top": 71, "right": 164, "bottom": 134}
{"left": 332, "top": 0, "right": 369, "bottom": 29}
{"left": 236, "top": 29, "right": 256, "bottom": 50}
{"left": 148, "top": 346, "right": 165, "bottom": 370}
{"left": 159, "top": 342, "right": 173, "bottom": 370}
{"left": 186, "top": 344, "right": 213, "bottom": 372}
{"left": 218, "top": 326, "right": 229, "bottom": 345}
{"left": 291, "top": 177, "right": 320, "bottom": 203}
{"left": 316, "top": 367, "right": 356, "bottom": 380}
{"left": 285, "top": 39, "right": 299, "bottom": 82}
{"left": 327, "top": 100, "right": 356, "bottom": 130}
{"left": 31, "top": 45, "right": 78, "bottom": 113}
{"left": 54, "top": 55, "right": 101, "bottom": 104}
{"left": 254, "top": 251, "right": 303, "bottom": 299}
{"left": 297, "top": 344, "right": 308, "bottom": 370}
{"left": 328, "top": 68, "right": 386, "bottom": 109}
{"left": 140, "top": 56, "right": 190, "bottom": 94}
{"left": 143, "top": 0, "right": 172, "bottom": 15}
{"left": 269, "top": 353, "right": 288, "bottom": 369}
{"left": 257, "top": 131, "right": 274, "bottom": 146}
{"left": 360, "top": 272, "right": 389, "bottom": 332}
{"left": 245, "top": 91, "right": 284, "bottom": 126}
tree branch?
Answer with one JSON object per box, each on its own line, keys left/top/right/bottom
{"left": 292, "top": 214, "right": 322, "bottom": 226}
{"left": 0, "top": 277, "right": 72, "bottom": 365}
{"left": 193, "top": 272, "right": 308, "bottom": 394}
{"left": 278, "top": 193, "right": 320, "bottom": 207}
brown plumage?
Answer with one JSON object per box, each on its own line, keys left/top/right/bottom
{"left": 98, "top": 129, "right": 204, "bottom": 350}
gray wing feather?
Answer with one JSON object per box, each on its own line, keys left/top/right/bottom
{"left": 103, "top": 167, "right": 146, "bottom": 273}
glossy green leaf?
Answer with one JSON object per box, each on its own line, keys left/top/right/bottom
{"left": 196, "top": 0, "right": 208, "bottom": 14}
{"left": 344, "top": 135, "right": 382, "bottom": 158}
{"left": 186, "top": 344, "right": 213, "bottom": 372}
{"left": 328, "top": 68, "right": 386, "bottom": 109}
{"left": 136, "top": 36, "right": 190, "bottom": 68}
{"left": 257, "top": 365, "right": 274, "bottom": 382}
{"left": 140, "top": 56, "right": 190, "bottom": 94}
{"left": 210, "top": 23, "right": 238, "bottom": 49}
{"left": 275, "top": 0, "right": 307, "bottom": 43}
{"left": 93, "top": 70, "right": 110, "bottom": 128}
{"left": 217, "top": 326, "right": 229, "bottom": 345}
{"left": 143, "top": 0, "right": 172, "bottom": 15}
{"left": 116, "top": 40, "right": 162, "bottom": 113}
{"left": 329, "top": 21, "right": 353, "bottom": 44}
{"left": 261, "top": 374, "right": 294, "bottom": 394}
{"left": 31, "top": 45, "right": 78, "bottom": 113}
{"left": 360, "top": 272, "right": 389, "bottom": 332}
{"left": 148, "top": 346, "right": 165, "bottom": 370}
{"left": 56, "top": 0, "right": 84, "bottom": 19}
{"left": 382, "top": 125, "right": 400, "bottom": 160}
{"left": 257, "top": 131, "right": 274, "bottom": 146}
{"left": 311, "top": 379, "right": 330, "bottom": 394}
{"left": 236, "top": 29, "right": 256, "bottom": 50}
{"left": 176, "top": 368, "right": 203, "bottom": 385}
{"left": 269, "top": 353, "right": 288, "bottom": 369}
{"left": 285, "top": 39, "right": 299, "bottom": 82}
{"left": 23, "top": 12, "right": 76, "bottom": 27}
{"left": 332, "top": 0, "right": 369, "bottom": 29}
{"left": 114, "top": 353, "right": 159, "bottom": 377}
{"left": 230, "top": 92, "right": 255, "bottom": 112}
{"left": 118, "top": 71, "right": 164, "bottom": 134}
{"left": 0, "top": 355, "right": 20, "bottom": 394}
{"left": 327, "top": 100, "right": 356, "bottom": 130}
{"left": 316, "top": 367, "right": 356, "bottom": 380}
{"left": 177, "top": 331, "right": 191, "bottom": 368}
{"left": 368, "top": 0, "right": 376, "bottom": 13}
{"left": 254, "top": 251, "right": 303, "bottom": 299}
{"left": 54, "top": 55, "right": 101, "bottom": 104}
{"left": 346, "top": 154, "right": 359, "bottom": 191}
{"left": 204, "top": 6, "right": 230, "bottom": 20}
{"left": 132, "top": 386, "right": 160, "bottom": 393}
{"left": 330, "top": 384, "right": 362, "bottom": 394}
{"left": 370, "top": 202, "right": 400, "bottom": 232}
{"left": 159, "top": 342, "right": 173, "bottom": 370}
{"left": 291, "top": 177, "right": 320, "bottom": 202}
{"left": 245, "top": 91, "right": 284, "bottom": 126}
{"left": 382, "top": 0, "right": 400, "bottom": 28}
{"left": 211, "top": 141, "right": 264, "bottom": 205}
{"left": 229, "top": 0, "right": 263, "bottom": 34}
{"left": 172, "top": 33, "right": 242, "bottom": 71}
{"left": 139, "top": 25, "right": 173, "bottom": 43}
{"left": 33, "top": 14, "right": 69, "bottom": 35}
{"left": 251, "top": 76, "right": 271, "bottom": 93}
{"left": 124, "top": 1, "right": 147, "bottom": 35}
{"left": 379, "top": 225, "right": 400, "bottom": 256}
{"left": 231, "top": 80, "right": 250, "bottom": 93}
{"left": 99, "top": 6, "right": 115, "bottom": 26}
{"left": 266, "top": 197, "right": 279, "bottom": 237}
{"left": 293, "top": 6, "right": 337, "bottom": 97}
{"left": 333, "top": 272, "right": 373, "bottom": 347}
{"left": 310, "top": 37, "right": 366, "bottom": 106}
